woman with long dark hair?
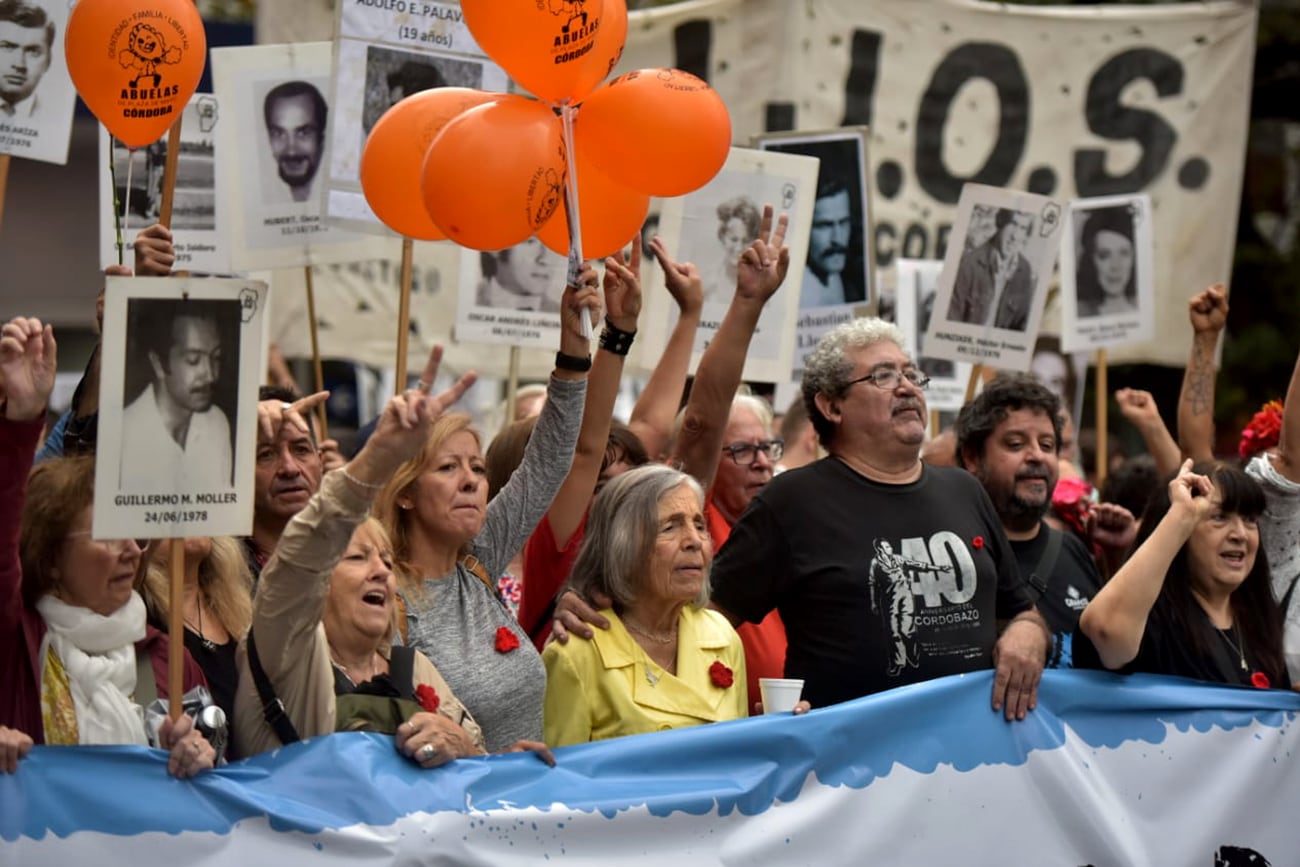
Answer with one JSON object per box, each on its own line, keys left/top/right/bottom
{"left": 1077, "top": 460, "right": 1288, "bottom": 688}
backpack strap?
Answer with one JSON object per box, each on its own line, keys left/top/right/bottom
{"left": 246, "top": 629, "right": 301, "bottom": 746}
{"left": 460, "top": 554, "right": 496, "bottom": 592}
{"left": 1026, "top": 526, "right": 1063, "bottom": 602}
{"left": 387, "top": 644, "right": 417, "bottom": 701}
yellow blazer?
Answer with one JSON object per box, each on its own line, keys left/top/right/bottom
{"left": 542, "top": 607, "right": 748, "bottom": 747}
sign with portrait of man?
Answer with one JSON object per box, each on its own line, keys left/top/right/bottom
{"left": 211, "top": 42, "right": 375, "bottom": 270}
{"left": 892, "top": 258, "right": 970, "bottom": 413}
{"left": 325, "top": 0, "right": 507, "bottom": 233}
{"left": 923, "top": 183, "right": 1063, "bottom": 372}
{"left": 755, "top": 127, "right": 876, "bottom": 377}
{"left": 93, "top": 276, "right": 269, "bottom": 541}
{"left": 454, "top": 237, "right": 570, "bottom": 350}
{"left": 0, "top": 0, "right": 76, "bottom": 164}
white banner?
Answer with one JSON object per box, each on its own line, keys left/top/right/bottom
{"left": 259, "top": 0, "right": 1256, "bottom": 369}
{"left": 5, "top": 672, "right": 1299, "bottom": 865}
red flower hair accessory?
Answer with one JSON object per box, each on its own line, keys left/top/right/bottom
{"left": 1239, "top": 400, "right": 1283, "bottom": 460}
{"left": 494, "top": 626, "right": 520, "bottom": 653}
{"left": 972, "top": 536, "right": 985, "bottom": 550}
{"left": 709, "top": 661, "right": 734, "bottom": 688}
{"left": 415, "top": 684, "right": 441, "bottom": 713}
{"left": 1250, "top": 671, "right": 1271, "bottom": 690}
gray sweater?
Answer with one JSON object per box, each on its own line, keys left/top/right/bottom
{"left": 402, "top": 375, "right": 585, "bottom": 752}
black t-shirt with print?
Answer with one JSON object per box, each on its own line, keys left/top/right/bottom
{"left": 1010, "top": 523, "right": 1102, "bottom": 668}
{"left": 711, "top": 459, "right": 1033, "bottom": 709}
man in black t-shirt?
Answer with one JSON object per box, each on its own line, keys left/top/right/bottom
{"left": 954, "top": 374, "right": 1105, "bottom": 668}
{"left": 710, "top": 319, "right": 1050, "bottom": 717}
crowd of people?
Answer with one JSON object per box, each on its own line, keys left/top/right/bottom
{"left": 1, "top": 209, "right": 1296, "bottom": 783}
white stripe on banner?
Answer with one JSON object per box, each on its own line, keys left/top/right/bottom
{"left": 3, "top": 671, "right": 1298, "bottom": 865}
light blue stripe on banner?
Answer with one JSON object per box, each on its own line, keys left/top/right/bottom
{"left": 1, "top": 670, "right": 1295, "bottom": 842}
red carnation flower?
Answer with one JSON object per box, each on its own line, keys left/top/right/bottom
{"left": 972, "top": 536, "right": 985, "bottom": 550}
{"left": 1251, "top": 671, "right": 1271, "bottom": 690}
{"left": 1239, "top": 400, "right": 1283, "bottom": 460}
{"left": 709, "top": 661, "right": 734, "bottom": 688}
{"left": 415, "top": 683, "right": 441, "bottom": 714}
{"left": 494, "top": 626, "right": 520, "bottom": 653}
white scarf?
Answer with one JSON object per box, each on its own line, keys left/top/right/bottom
{"left": 36, "top": 592, "right": 150, "bottom": 746}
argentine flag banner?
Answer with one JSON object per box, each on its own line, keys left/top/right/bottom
{"left": 3, "top": 671, "right": 1298, "bottom": 866}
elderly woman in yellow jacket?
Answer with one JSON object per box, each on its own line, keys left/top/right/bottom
{"left": 542, "top": 465, "right": 749, "bottom": 746}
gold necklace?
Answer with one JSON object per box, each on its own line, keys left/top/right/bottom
{"left": 624, "top": 619, "right": 678, "bottom": 645}
{"left": 1217, "top": 624, "right": 1248, "bottom": 672}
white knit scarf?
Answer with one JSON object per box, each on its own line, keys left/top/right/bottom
{"left": 36, "top": 592, "right": 150, "bottom": 746}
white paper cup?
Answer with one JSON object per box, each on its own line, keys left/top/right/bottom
{"left": 759, "top": 678, "right": 804, "bottom": 714}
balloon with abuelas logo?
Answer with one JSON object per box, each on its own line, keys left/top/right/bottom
{"left": 579, "top": 69, "right": 731, "bottom": 198}
{"left": 537, "top": 120, "right": 648, "bottom": 260}
{"left": 567, "top": 0, "right": 628, "bottom": 104}
{"left": 362, "top": 88, "right": 502, "bottom": 241}
{"left": 461, "top": 0, "right": 613, "bottom": 104}
{"left": 65, "top": 0, "right": 206, "bottom": 148}
{"left": 422, "top": 95, "right": 566, "bottom": 252}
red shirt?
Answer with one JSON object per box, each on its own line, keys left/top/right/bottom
{"left": 520, "top": 511, "right": 588, "bottom": 649}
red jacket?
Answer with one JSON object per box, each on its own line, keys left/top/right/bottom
{"left": 0, "top": 417, "right": 205, "bottom": 744}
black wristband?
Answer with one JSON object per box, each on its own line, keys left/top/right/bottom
{"left": 554, "top": 351, "right": 592, "bottom": 373}
{"left": 599, "top": 318, "right": 636, "bottom": 356}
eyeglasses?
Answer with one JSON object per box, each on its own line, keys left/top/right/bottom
{"left": 721, "top": 439, "right": 784, "bottom": 466}
{"left": 844, "top": 368, "right": 930, "bottom": 391}
{"left": 66, "top": 530, "right": 151, "bottom": 551}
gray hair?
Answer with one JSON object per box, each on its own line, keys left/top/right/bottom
{"left": 567, "top": 464, "right": 709, "bottom": 612}
{"left": 801, "top": 317, "right": 908, "bottom": 448}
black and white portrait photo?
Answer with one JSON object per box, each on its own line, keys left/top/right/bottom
{"left": 476, "top": 237, "right": 567, "bottom": 314}
{"left": 359, "top": 45, "right": 482, "bottom": 142}
{"left": 1060, "top": 193, "right": 1154, "bottom": 352}
{"left": 0, "top": 0, "right": 76, "bottom": 164}
{"left": 119, "top": 297, "right": 240, "bottom": 492}
{"left": 94, "top": 276, "right": 269, "bottom": 540}
{"left": 211, "top": 43, "right": 375, "bottom": 270}
{"left": 756, "top": 129, "right": 872, "bottom": 310}
{"left": 925, "top": 183, "right": 1063, "bottom": 371}
{"left": 455, "top": 239, "right": 568, "bottom": 351}
{"left": 260, "top": 78, "right": 328, "bottom": 206}
{"left": 946, "top": 205, "right": 1037, "bottom": 332}
{"left": 643, "top": 146, "right": 818, "bottom": 384}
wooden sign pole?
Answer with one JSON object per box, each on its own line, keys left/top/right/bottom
{"left": 304, "top": 266, "right": 328, "bottom": 439}
{"left": 395, "top": 238, "right": 414, "bottom": 394}
{"left": 1095, "top": 348, "right": 1109, "bottom": 487}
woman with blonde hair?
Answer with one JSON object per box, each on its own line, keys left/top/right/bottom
{"left": 375, "top": 268, "right": 608, "bottom": 752}
{"left": 141, "top": 535, "right": 252, "bottom": 727}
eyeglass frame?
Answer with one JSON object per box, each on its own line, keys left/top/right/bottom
{"left": 842, "top": 366, "right": 931, "bottom": 392}
{"left": 720, "top": 438, "right": 785, "bottom": 467}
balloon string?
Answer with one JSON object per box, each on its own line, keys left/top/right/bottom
{"left": 108, "top": 135, "right": 123, "bottom": 266}
{"left": 559, "top": 102, "right": 592, "bottom": 339}
{"left": 121, "top": 149, "right": 133, "bottom": 254}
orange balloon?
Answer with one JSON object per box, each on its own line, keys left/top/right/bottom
{"left": 423, "top": 95, "right": 566, "bottom": 252}
{"left": 65, "top": 0, "right": 206, "bottom": 149}
{"left": 537, "top": 123, "right": 648, "bottom": 260}
{"left": 568, "top": 0, "right": 628, "bottom": 102}
{"left": 462, "top": 0, "right": 614, "bottom": 104}
{"left": 362, "top": 88, "right": 501, "bottom": 241}
{"left": 579, "top": 69, "right": 732, "bottom": 198}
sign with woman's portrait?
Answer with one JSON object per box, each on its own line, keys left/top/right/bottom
{"left": 640, "top": 147, "right": 818, "bottom": 384}
{"left": 93, "top": 277, "right": 269, "bottom": 541}
{"left": 1059, "top": 194, "right": 1155, "bottom": 352}
{"left": 924, "top": 183, "right": 1063, "bottom": 372}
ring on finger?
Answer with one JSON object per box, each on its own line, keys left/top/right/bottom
{"left": 415, "top": 380, "right": 432, "bottom": 393}
{"left": 420, "top": 743, "right": 436, "bottom": 761}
